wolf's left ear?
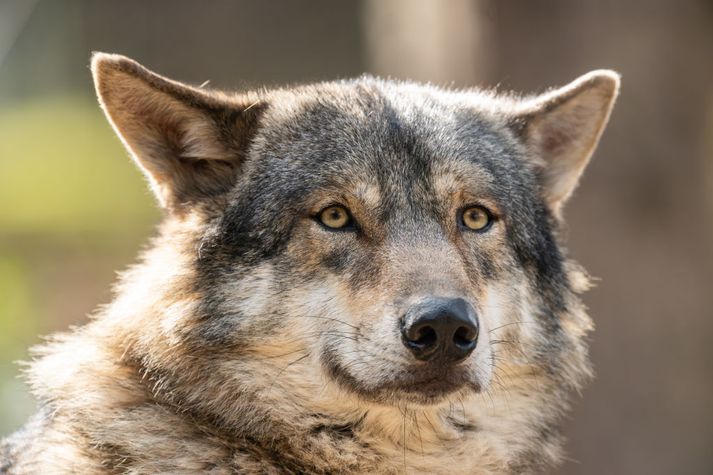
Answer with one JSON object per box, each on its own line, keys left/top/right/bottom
{"left": 91, "top": 53, "right": 266, "bottom": 212}
{"left": 510, "top": 70, "right": 620, "bottom": 212}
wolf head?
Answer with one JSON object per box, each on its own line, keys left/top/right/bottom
{"left": 80, "top": 53, "right": 617, "bottom": 468}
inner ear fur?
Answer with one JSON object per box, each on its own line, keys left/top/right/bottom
{"left": 91, "top": 52, "right": 266, "bottom": 212}
{"left": 511, "top": 70, "right": 620, "bottom": 212}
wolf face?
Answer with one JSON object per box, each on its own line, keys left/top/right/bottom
{"left": 5, "top": 55, "right": 618, "bottom": 473}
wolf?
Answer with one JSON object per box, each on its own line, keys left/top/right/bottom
{"left": 0, "top": 53, "right": 618, "bottom": 474}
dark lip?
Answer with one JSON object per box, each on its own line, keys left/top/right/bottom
{"left": 323, "top": 352, "right": 477, "bottom": 404}
{"left": 393, "top": 377, "right": 465, "bottom": 401}
{"left": 388, "top": 368, "right": 475, "bottom": 399}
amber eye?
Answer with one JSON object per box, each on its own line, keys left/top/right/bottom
{"left": 461, "top": 206, "right": 493, "bottom": 231}
{"left": 318, "top": 205, "right": 353, "bottom": 230}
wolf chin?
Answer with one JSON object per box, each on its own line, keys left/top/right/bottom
{"left": 0, "top": 53, "right": 618, "bottom": 474}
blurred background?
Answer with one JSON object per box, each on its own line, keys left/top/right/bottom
{"left": 0, "top": 1, "right": 711, "bottom": 473}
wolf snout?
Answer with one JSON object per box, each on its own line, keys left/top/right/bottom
{"left": 401, "top": 297, "right": 479, "bottom": 363}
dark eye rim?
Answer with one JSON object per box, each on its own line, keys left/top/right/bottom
{"left": 458, "top": 204, "right": 496, "bottom": 233}
{"left": 314, "top": 204, "right": 358, "bottom": 232}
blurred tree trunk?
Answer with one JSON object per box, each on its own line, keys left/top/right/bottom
{"left": 488, "top": 2, "right": 713, "bottom": 474}
{"left": 363, "top": 0, "right": 491, "bottom": 86}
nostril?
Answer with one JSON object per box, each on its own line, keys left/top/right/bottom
{"left": 402, "top": 323, "right": 440, "bottom": 360}
{"left": 453, "top": 326, "right": 477, "bottom": 348}
{"left": 412, "top": 325, "right": 437, "bottom": 347}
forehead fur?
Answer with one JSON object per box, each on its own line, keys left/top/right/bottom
{"left": 253, "top": 77, "right": 524, "bottom": 172}
{"left": 234, "top": 78, "right": 540, "bottom": 222}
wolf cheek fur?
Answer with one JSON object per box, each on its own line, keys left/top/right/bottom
{"left": 0, "top": 53, "right": 619, "bottom": 474}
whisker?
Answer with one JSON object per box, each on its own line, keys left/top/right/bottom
{"left": 287, "top": 315, "right": 360, "bottom": 330}
{"left": 266, "top": 353, "right": 311, "bottom": 393}
{"left": 412, "top": 410, "right": 424, "bottom": 456}
{"left": 488, "top": 321, "right": 528, "bottom": 333}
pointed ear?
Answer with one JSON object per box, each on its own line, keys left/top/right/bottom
{"left": 91, "top": 53, "right": 266, "bottom": 212}
{"left": 511, "top": 70, "right": 620, "bottom": 212}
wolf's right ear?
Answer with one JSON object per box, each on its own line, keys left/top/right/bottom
{"left": 510, "top": 70, "right": 620, "bottom": 214}
{"left": 91, "top": 53, "right": 266, "bottom": 212}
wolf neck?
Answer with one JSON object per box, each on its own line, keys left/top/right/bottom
{"left": 30, "top": 335, "right": 559, "bottom": 474}
{"left": 223, "top": 363, "right": 564, "bottom": 473}
{"left": 29, "top": 318, "right": 562, "bottom": 473}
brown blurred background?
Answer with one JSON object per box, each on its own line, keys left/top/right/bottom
{"left": 0, "top": 1, "right": 711, "bottom": 473}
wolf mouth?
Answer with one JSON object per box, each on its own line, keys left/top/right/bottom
{"left": 398, "top": 372, "right": 479, "bottom": 395}
{"left": 323, "top": 350, "right": 479, "bottom": 404}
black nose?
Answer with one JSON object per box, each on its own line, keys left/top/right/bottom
{"left": 401, "top": 297, "right": 479, "bottom": 363}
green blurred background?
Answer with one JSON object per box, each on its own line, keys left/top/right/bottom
{"left": 0, "top": 1, "right": 711, "bottom": 474}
